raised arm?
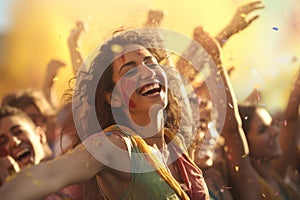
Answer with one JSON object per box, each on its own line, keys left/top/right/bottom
{"left": 193, "top": 27, "right": 262, "bottom": 200}
{"left": 42, "top": 59, "right": 66, "bottom": 108}
{"left": 215, "top": 0, "right": 264, "bottom": 46}
{"left": 143, "top": 10, "right": 165, "bottom": 27}
{"left": 272, "top": 67, "right": 300, "bottom": 177}
{"left": 68, "top": 21, "right": 85, "bottom": 75}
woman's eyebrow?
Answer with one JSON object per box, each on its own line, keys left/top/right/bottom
{"left": 119, "top": 56, "right": 155, "bottom": 74}
{"left": 144, "top": 56, "right": 156, "bottom": 62}
{"left": 119, "top": 61, "right": 135, "bottom": 74}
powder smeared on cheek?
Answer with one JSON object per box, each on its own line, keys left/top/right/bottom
{"left": 129, "top": 99, "right": 136, "bottom": 108}
{"left": 120, "top": 79, "right": 136, "bottom": 108}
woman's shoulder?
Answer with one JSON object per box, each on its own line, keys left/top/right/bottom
{"left": 80, "top": 128, "right": 132, "bottom": 172}
{"left": 83, "top": 128, "right": 130, "bottom": 152}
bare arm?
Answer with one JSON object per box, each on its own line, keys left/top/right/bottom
{"left": 0, "top": 144, "right": 101, "bottom": 200}
{"left": 42, "top": 59, "right": 66, "bottom": 108}
{"left": 68, "top": 21, "right": 85, "bottom": 75}
{"left": 194, "top": 28, "right": 262, "bottom": 200}
{"left": 143, "top": 10, "right": 164, "bottom": 27}
{"left": 215, "top": 0, "right": 264, "bottom": 46}
{"left": 0, "top": 130, "right": 131, "bottom": 200}
{"left": 272, "top": 67, "right": 300, "bottom": 177}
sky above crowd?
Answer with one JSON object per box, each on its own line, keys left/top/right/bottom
{"left": 0, "top": 0, "right": 299, "bottom": 112}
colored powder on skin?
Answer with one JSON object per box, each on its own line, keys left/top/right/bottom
{"left": 121, "top": 85, "right": 136, "bottom": 108}
{"left": 129, "top": 99, "right": 136, "bottom": 108}
{"left": 123, "top": 79, "right": 136, "bottom": 108}
{"left": 0, "top": 147, "right": 8, "bottom": 157}
{"left": 120, "top": 54, "right": 126, "bottom": 63}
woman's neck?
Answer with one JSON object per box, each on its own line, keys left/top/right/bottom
{"left": 143, "top": 128, "right": 165, "bottom": 149}
{"left": 129, "top": 109, "right": 166, "bottom": 139}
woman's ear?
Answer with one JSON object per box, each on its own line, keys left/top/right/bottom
{"left": 35, "top": 126, "right": 47, "bottom": 145}
{"left": 104, "top": 91, "right": 122, "bottom": 108}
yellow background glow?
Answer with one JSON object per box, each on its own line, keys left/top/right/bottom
{"left": 1, "top": 0, "right": 299, "bottom": 113}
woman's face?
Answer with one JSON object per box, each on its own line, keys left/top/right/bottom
{"left": 247, "top": 108, "right": 281, "bottom": 161}
{"left": 109, "top": 44, "right": 168, "bottom": 126}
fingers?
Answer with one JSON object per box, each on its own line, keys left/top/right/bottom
{"left": 48, "top": 60, "right": 66, "bottom": 68}
{"left": 76, "top": 21, "right": 85, "bottom": 31}
{"left": 46, "top": 60, "right": 66, "bottom": 78}
{"left": 68, "top": 21, "right": 85, "bottom": 44}
{"left": 148, "top": 10, "right": 164, "bottom": 19}
{"left": 227, "top": 66, "right": 235, "bottom": 76}
{"left": 247, "top": 15, "right": 260, "bottom": 25}
{"left": 239, "top": 0, "right": 265, "bottom": 15}
{"left": 145, "top": 9, "right": 165, "bottom": 27}
{"left": 0, "top": 156, "right": 20, "bottom": 187}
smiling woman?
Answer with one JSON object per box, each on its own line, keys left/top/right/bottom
{"left": 0, "top": 28, "right": 209, "bottom": 200}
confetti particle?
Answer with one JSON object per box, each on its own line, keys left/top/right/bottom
{"left": 223, "top": 146, "right": 228, "bottom": 152}
{"left": 272, "top": 26, "right": 279, "bottom": 31}
{"left": 227, "top": 154, "right": 232, "bottom": 160}
{"left": 52, "top": 77, "right": 59, "bottom": 82}
{"left": 221, "top": 39, "right": 227, "bottom": 44}
{"left": 244, "top": 116, "right": 248, "bottom": 120}
{"left": 284, "top": 120, "right": 287, "bottom": 126}
{"left": 234, "top": 165, "right": 239, "bottom": 172}
{"left": 228, "top": 103, "right": 233, "bottom": 109}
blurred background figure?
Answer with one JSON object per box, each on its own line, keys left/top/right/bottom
{"left": 1, "top": 89, "right": 57, "bottom": 150}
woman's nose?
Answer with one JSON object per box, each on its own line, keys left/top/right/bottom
{"left": 139, "top": 64, "right": 156, "bottom": 79}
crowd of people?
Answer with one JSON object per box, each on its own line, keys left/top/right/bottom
{"left": 0, "top": 1, "right": 299, "bottom": 199}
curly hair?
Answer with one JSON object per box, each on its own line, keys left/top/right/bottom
{"left": 73, "top": 28, "right": 181, "bottom": 140}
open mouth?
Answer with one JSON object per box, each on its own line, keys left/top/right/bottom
{"left": 15, "top": 148, "right": 32, "bottom": 164}
{"left": 138, "top": 83, "right": 162, "bottom": 96}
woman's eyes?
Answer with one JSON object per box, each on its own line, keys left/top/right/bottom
{"left": 123, "top": 63, "right": 159, "bottom": 77}
{"left": 145, "top": 63, "right": 159, "bottom": 68}
{"left": 124, "top": 67, "right": 137, "bottom": 76}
